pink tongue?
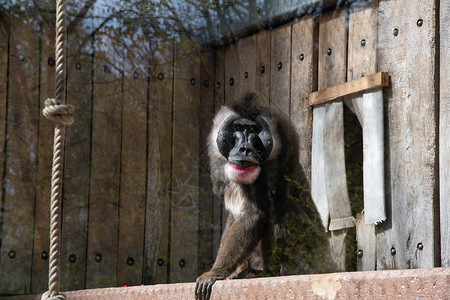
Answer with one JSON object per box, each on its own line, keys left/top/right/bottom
{"left": 229, "top": 164, "right": 257, "bottom": 174}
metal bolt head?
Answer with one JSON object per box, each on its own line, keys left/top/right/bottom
{"left": 157, "top": 73, "right": 164, "bottom": 81}
{"left": 299, "top": 53, "right": 305, "bottom": 61}
{"left": 260, "top": 65, "right": 265, "bottom": 74}
{"left": 48, "top": 57, "right": 55, "bottom": 66}
{"left": 229, "top": 78, "right": 234, "bottom": 86}
{"left": 361, "top": 39, "right": 366, "bottom": 47}
{"left": 132, "top": 71, "right": 139, "bottom": 79}
{"left": 357, "top": 249, "right": 363, "bottom": 258}
{"left": 417, "top": 19, "right": 423, "bottom": 27}
{"left": 390, "top": 247, "right": 396, "bottom": 255}
{"left": 393, "top": 28, "right": 399, "bottom": 36}
{"left": 8, "top": 250, "right": 16, "bottom": 259}
{"left": 244, "top": 71, "right": 248, "bottom": 79}
{"left": 216, "top": 82, "right": 221, "bottom": 90}
{"left": 41, "top": 251, "right": 48, "bottom": 260}
{"left": 190, "top": 77, "right": 195, "bottom": 86}
{"left": 179, "top": 259, "right": 186, "bottom": 268}
{"left": 157, "top": 258, "right": 164, "bottom": 266}
{"left": 75, "top": 63, "right": 82, "bottom": 70}
{"left": 327, "top": 48, "right": 332, "bottom": 56}
{"left": 203, "top": 79, "right": 209, "bottom": 87}
{"left": 277, "top": 62, "right": 282, "bottom": 70}
{"left": 69, "top": 253, "right": 77, "bottom": 263}
{"left": 417, "top": 243, "right": 424, "bottom": 250}
{"left": 95, "top": 253, "right": 102, "bottom": 263}
{"left": 126, "top": 257, "right": 135, "bottom": 266}
{"left": 17, "top": 53, "right": 24, "bottom": 61}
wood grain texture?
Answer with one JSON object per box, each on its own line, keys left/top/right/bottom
{"left": 31, "top": 20, "right": 55, "bottom": 293}
{"left": 290, "top": 16, "right": 317, "bottom": 184}
{"left": 255, "top": 30, "right": 271, "bottom": 106}
{"left": 440, "top": 0, "right": 450, "bottom": 268}
{"left": 356, "top": 213, "right": 376, "bottom": 271}
{"left": 198, "top": 47, "right": 215, "bottom": 276}
{"left": 116, "top": 30, "right": 149, "bottom": 286}
{"left": 238, "top": 35, "right": 256, "bottom": 97}
{"left": 224, "top": 43, "right": 240, "bottom": 102}
{"left": 270, "top": 23, "right": 291, "bottom": 115}
{"left": 144, "top": 37, "right": 173, "bottom": 285}
{"left": 86, "top": 18, "right": 123, "bottom": 288}
{"left": 0, "top": 13, "right": 40, "bottom": 294}
{"left": 375, "top": 0, "right": 437, "bottom": 269}
{"left": 170, "top": 37, "right": 200, "bottom": 283}
{"left": 310, "top": 72, "right": 389, "bottom": 106}
{"left": 61, "top": 16, "right": 92, "bottom": 291}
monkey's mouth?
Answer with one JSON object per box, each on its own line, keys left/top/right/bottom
{"left": 228, "top": 159, "right": 258, "bottom": 169}
{"left": 227, "top": 163, "right": 259, "bottom": 177}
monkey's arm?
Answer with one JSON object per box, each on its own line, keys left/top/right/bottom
{"left": 195, "top": 208, "right": 266, "bottom": 300}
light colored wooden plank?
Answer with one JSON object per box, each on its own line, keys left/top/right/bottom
{"left": 376, "top": 0, "right": 437, "bottom": 269}
{"left": 0, "top": 13, "right": 40, "bottom": 294}
{"left": 238, "top": 35, "right": 256, "bottom": 97}
{"left": 310, "top": 72, "right": 389, "bottom": 106}
{"left": 198, "top": 47, "right": 215, "bottom": 276}
{"left": 31, "top": 19, "right": 55, "bottom": 294}
{"left": 61, "top": 16, "right": 92, "bottom": 291}
{"left": 440, "top": 0, "right": 450, "bottom": 268}
{"left": 315, "top": 7, "right": 351, "bottom": 271}
{"left": 116, "top": 30, "right": 149, "bottom": 287}
{"left": 170, "top": 37, "right": 200, "bottom": 283}
{"left": 291, "top": 15, "right": 317, "bottom": 184}
{"left": 356, "top": 213, "right": 376, "bottom": 271}
{"left": 270, "top": 23, "right": 291, "bottom": 114}
{"left": 144, "top": 37, "right": 173, "bottom": 285}
{"left": 256, "top": 30, "right": 270, "bottom": 106}
{"left": 86, "top": 18, "right": 123, "bottom": 288}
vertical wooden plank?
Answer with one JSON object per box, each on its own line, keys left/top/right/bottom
{"left": 116, "top": 28, "right": 149, "bottom": 287}
{"left": 317, "top": 8, "right": 350, "bottom": 271}
{"left": 356, "top": 213, "right": 376, "bottom": 271}
{"left": 440, "top": 0, "right": 450, "bottom": 268}
{"left": 212, "top": 48, "right": 225, "bottom": 255}
{"left": 238, "top": 35, "right": 256, "bottom": 96}
{"left": 291, "top": 16, "right": 317, "bottom": 184}
{"left": 256, "top": 30, "right": 271, "bottom": 106}
{"left": 144, "top": 37, "right": 173, "bottom": 285}
{"left": 376, "top": 0, "right": 437, "bottom": 269}
{"left": 224, "top": 43, "right": 239, "bottom": 103}
{"left": 170, "top": 37, "right": 200, "bottom": 283}
{"left": 61, "top": 16, "right": 92, "bottom": 291}
{"left": 198, "top": 47, "right": 215, "bottom": 276}
{"left": 31, "top": 19, "right": 55, "bottom": 294}
{"left": 270, "top": 23, "right": 291, "bottom": 115}
{"left": 346, "top": 1, "right": 378, "bottom": 271}
{"left": 0, "top": 13, "right": 40, "bottom": 294}
{"left": 86, "top": 18, "right": 123, "bottom": 288}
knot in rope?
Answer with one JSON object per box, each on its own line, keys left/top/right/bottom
{"left": 43, "top": 98, "right": 74, "bottom": 126}
{"left": 41, "top": 291, "right": 66, "bottom": 300}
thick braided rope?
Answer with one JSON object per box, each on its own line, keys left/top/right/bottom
{"left": 42, "top": 0, "right": 71, "bottom": 299}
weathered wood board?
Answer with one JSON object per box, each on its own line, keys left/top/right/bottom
{"left": 116, "top": 29, "right": 149, "bottom": 286}
{"left": 440, "top": 0, "right": 450, "bottom": 268}
{"left": 356, "top": 213, "right": 376, "bottom": 271}
{"left": 270, "top": 24, "right": 291, "bottom": 115}
{"left": 86, "top": 18, "right": 123, "bottom": 288}
{"left": 170, "top": 37, "right": 200, "bottom": 283}
{"left": 314, "top": 8, "right": 352, "bottom": 271}
{"left": 0, "top": 13, "right": 40, "bottom": 294}
{"left": 255, "top": 31, "right": 271, "bottom": 106}
{"left": 290, "top": 16, "right": 317, "bottom": 184}
{"left": 144, "top": 37, "right": 174, "bottom": 285}
{"left": 376, "top": 0, "right": 437, "bottom": 269}
{"left": 31, "top": 19, "right": 55, "bottom": 294}
{"left": 61, "top": 16, "right": 93, "bottom": 291}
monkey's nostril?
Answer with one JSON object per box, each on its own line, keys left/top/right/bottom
{"left": 239, "top": 147, "right": 246, "bottom": 153}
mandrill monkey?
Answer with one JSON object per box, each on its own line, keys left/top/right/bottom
{"left": 195, "top": 93, "right": 335, "bottom": 300}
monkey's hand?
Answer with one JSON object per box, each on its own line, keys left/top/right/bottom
{"left": 195, "top": 271, "right": 224, "bottom": 300}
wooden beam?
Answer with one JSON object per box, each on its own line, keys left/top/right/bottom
{"left": 309, "top": 72, "right": 389, "bottom": 106}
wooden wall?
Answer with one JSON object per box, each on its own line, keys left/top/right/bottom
{"left": 0, "top": 0, "right": 447, "bottom": 296}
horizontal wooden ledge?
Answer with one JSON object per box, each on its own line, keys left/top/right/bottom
{"left": 13, "top": 267, "right": 449, "bottom": 300}
{"left": 309, "top": 72, "right": 389, "bottom": 106}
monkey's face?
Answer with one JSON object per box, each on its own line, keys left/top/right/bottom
{"left": 215, "top": 112, "right": 276, "bottom": 184}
